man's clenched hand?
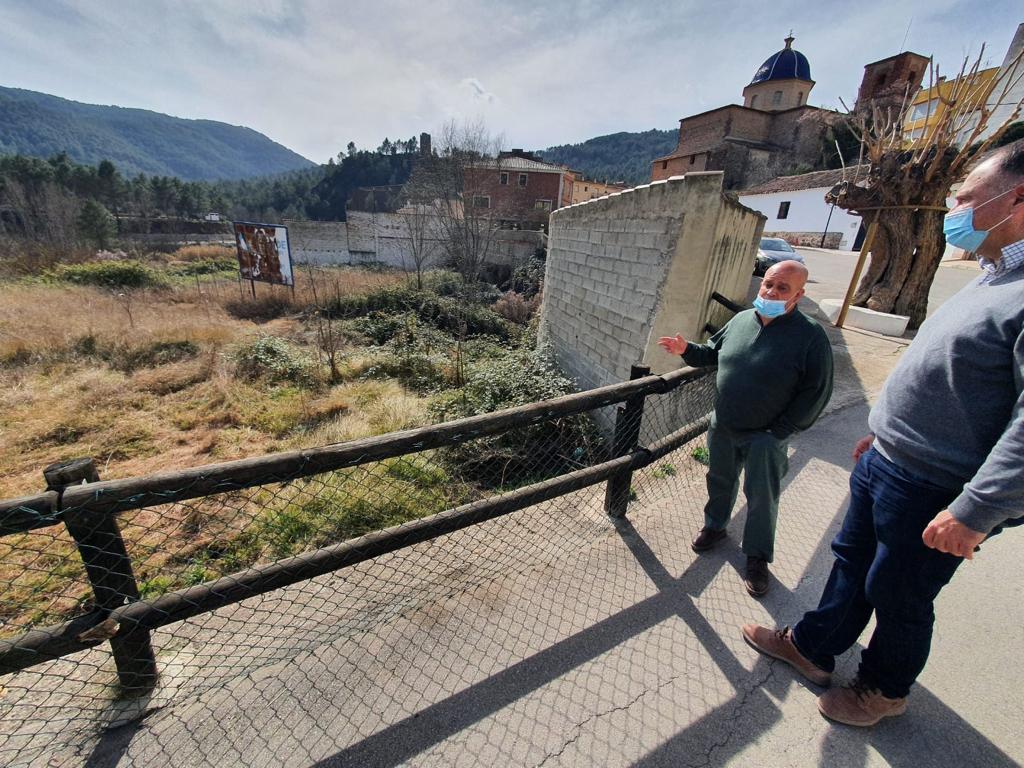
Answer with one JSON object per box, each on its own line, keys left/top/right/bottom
{"left": 922, "top": 510, "right": 986, "bottom": 560}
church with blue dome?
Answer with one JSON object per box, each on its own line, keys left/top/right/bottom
{"left": 651, "top": 35, "right": 926, "bottom": 190}
{"left": 742, "top": 34, "right": 815, "bottom": 111}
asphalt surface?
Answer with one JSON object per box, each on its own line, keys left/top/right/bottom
{"left": 793, "top": 247, "right": 980, "bottom": 322}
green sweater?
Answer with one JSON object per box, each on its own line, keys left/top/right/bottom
{"left": 682, "top": 308, "right": 834, "bottom": 439}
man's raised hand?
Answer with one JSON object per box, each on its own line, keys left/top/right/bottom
{"left": 657, "top": 334, "right": 688, "bottom": 356}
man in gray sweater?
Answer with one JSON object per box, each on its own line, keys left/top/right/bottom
{"left": 742, "top": 138, "right": 1024, "bottom": 726}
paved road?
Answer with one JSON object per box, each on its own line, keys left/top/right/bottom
{"left": 793, "top": 247, "right": 979, "bottom": 322}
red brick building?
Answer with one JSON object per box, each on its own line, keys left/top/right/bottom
{"left": 464, "top": 150, "right": 575, "bottom": 229}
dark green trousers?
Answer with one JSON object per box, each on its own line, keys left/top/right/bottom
{"left": 704, "top": 416, "right": 790, "bottom": 562}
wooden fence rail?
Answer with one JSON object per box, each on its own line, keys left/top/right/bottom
{"left": 0, "top": 365, "right": 715, "bottom": 692}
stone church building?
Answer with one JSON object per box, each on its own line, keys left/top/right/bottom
{"left": 651, "top": 35, "right": 927, "bottom": 190}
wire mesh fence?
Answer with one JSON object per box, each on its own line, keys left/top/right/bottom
{"left": 0, "top": 366, "right": 717, "bottom": 767}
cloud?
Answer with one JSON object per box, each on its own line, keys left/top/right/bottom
{"left": 462, "top": 77, "right": 497, "bottom": 103}
{"left": 0, "top": 0, "right": 1019, "bottom": 163}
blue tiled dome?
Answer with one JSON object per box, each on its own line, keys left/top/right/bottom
{"left": 750, "top": 36, "right": 811, "bottom": 84}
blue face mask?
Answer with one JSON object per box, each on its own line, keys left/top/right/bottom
{"left": 754, "top": 295, "right": 788, "bottom": 318}
{"left": 943, "top": 187, "right": 1016, "bottom": 253}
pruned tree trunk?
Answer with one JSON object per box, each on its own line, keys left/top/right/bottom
{"left": 827, "top": 44, "right": 1024, "bottom": 329}
{"left": 851, "top": 207, "right": 946, "bottom": 327}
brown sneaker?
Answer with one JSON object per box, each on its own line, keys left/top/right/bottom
{"left": 691, "top": 527, "right": 727, "bottom": 552}
{"left": 817, "top": 677, "right": 907, "bottom": 726}
{"left": 744, "top": 556, "right": 771, "bottom": 597}
{"left": 740, "top": 624, "right": 832, "bottom": 686}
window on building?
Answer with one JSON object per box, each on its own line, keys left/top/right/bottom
{"left": 750, "top": 94, "right": 758, "bottom": 108}
{"left": 773, "top": 90, "right": 783, "bottom": 105}
{"left": 908, "top": 70, "right": 917, "bottom": 83}
{"left": 876, "top": 73, "right": 887, "bottom": 89}
{"left": 777, "top": 201, "right": 791, "bottom": 219}
{"left": 499, "top": 172, "right": 509, "bottom": 185}
{"left": 473, "top": 195, "right": 490, "bottom": 209}
{"left": 910, "top": 98, "right": 941, "bottom": 122}
{"left": 518, "top": 173, "right": 528, "bottom": 187}
{"left": 535, "top": 199, "right": 552, "bottom": 211}
{"left": 661, "top": 160, "right": 668, "bottom": 170}
{"left": 689, "top": 155, "right": 696, "bottom": 165}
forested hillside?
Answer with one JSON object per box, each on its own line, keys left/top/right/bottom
{"left": 538, "top": 129, "right": 677, "bottom": 185}
{"left": 0, "top": 86, "right": 315, "bottom": 181}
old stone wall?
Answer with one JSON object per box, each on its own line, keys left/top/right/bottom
{"left": 543, "top": 172, "right": 765, "bottom": 438}
{"left": 762, "top": 230, "right": 843, "bottom": 248}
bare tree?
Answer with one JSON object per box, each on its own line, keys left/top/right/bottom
{"left": 829, "top": 45, "right": 1024, "bottom": 327}
{"left": 395, "top": 200, "right": 440, "bottom": 290}
{"left": 410, "top": 119, "right": 507, "bottom": 287}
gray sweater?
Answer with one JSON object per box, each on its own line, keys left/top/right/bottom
{"left": 869, "top": 266, "right": 1024, "bottom": 534}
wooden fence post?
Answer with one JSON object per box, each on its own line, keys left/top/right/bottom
{"left": 44, "top": 458, "right": 157, "bottom": 695}
{"left": 604, "top": 365, "right": 650, "bottom": 519}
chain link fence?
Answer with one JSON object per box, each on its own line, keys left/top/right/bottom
{"left": 0, "top": 366, "right": 717, "bottom": 767}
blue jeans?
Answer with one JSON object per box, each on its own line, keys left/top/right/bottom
{"left": 791, "top": 447, "right": 963, "bottom": 699}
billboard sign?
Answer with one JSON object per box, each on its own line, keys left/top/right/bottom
{"left": 232, "top": 221, "right": 294, "bottom": 286}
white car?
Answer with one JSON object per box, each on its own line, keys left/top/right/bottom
{"left": 754, "top": 237, "right": 804, "bottom": 275}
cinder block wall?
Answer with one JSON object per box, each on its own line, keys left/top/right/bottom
{"left": 286, "top": 217, "right": 541, "bottom": 271}
{"left": 542, "top": 172, "right": 765, "bottom": 438}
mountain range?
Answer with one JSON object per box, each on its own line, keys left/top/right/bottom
{"left": 0, "top": 86, "right": 315, "bottom": 181}
{"left": 538, "top": 129, "right": 677, "bottom": 185}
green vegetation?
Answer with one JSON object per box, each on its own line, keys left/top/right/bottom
{"left": 234, "top": 335, "right": 322, "bottom": 389}
{"left": 48, "top": 259, "right": 168, "bottom": 289}
{"left": 0, "top": 255, "right": 602, "bottom": 631}
{"left": 539, "top": 129, "right": 677, "bottom": 185}
{"left": 692, "top": 446, "right": 710, "bottom": 465}
{"left": 430, "top": 346, "right": 605, "bottom": 487}
{"left": 329, "top": 285, "right": 515, "bottom": 340}
{"left": 0, "top": 85, "right": 314, "bottom": 180}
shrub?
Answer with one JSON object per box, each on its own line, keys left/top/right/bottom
{"left": 324, "top": 285, "right": 516, "bottom": 341}
{"left": 72, "top": 335, "right": 200, "bottom": 373}
{"left": 358, "top": 352, "right": 448, "bottom": 393}
{"left": 116, "top": 339, "right": 198, "bottom": 372}
{"left": 352, "top": 311, "right": 410, "bottom": 345}
{"left": 233, "top": 335, "right": 322, "bottom": 388}
{"left": 50, "top": 259, "right": 168, "bottom": 289}
{"left": 430, "top": 346, "right": 605, "bottom": 487}
{"left": 173, "top": 258, "right": 237, "bottom": 276}
{"left": 492, "top": 291, "right": 540, "bottom": 324}
{"left": 223, "top": 292, "right": 298, "bottom": 321}
{"left": 508, "top": 255, "right": 545, "bottom": 298}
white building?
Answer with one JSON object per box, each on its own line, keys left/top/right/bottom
{"left": 738, "top": 167, "right": 867, "bottom": 250}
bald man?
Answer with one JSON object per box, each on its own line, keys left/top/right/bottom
{"left": 659, "top": 260, "right": 833, "bottom": 596}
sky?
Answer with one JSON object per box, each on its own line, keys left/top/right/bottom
{"left": 1, "top": 0, "right": 1020, "bottom": 163}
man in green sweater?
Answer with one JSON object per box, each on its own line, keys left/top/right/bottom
{"left": 658, "top": 260, "right": 833, "bottom": 596}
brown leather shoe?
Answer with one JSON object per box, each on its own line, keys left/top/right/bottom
{"left": 691, "top": 527, "right": 727, "bottom": 552}
{"left": 817, "top": 677, "right": 907, "bottom": 726}
{"left": 740, "top": 624, "right": 832, "bottom": 686}
{"left": 744, "top": 556, "right": 771, "bottom": 597}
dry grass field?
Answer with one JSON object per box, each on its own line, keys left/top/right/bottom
{"left": 0, "top": 248, "right": 418, "bottom": 500}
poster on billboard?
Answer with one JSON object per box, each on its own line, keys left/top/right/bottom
{"left": 232, "top": 221, "right": 294, "bottom": 287}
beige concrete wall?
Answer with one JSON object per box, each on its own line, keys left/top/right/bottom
{"left": 542, "top": 172, "right": 765, "bottom": 436}
{"left": 287, "top": 216, "right": 541, "bottom": 270}
{"left": 642, "top": 173, "right": 764, "bottom": 375}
